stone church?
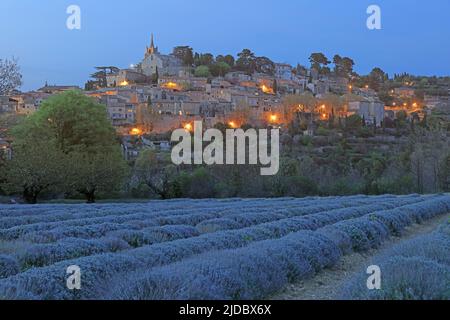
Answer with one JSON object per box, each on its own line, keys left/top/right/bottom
{"left": 140, "top": 34, "right": 186, "bottom": 77}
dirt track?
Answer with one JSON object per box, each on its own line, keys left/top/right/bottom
{"left": 271, "top": 213, "right": 450, "bottom": 300}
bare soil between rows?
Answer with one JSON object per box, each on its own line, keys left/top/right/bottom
{"left": 270, "top": 213, "right": 450, "bottom": 300}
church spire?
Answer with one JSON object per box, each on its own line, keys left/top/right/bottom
{"left": 147, "top": 33, "right": 158, "bottom": 55}
{"left": 150, "top": 34, "right": 155, "bottom": 52}
{"left": 145, "top": 33, "right": 158, "bottom": 57}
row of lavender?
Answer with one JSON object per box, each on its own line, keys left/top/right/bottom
{"left": 340, "top": 220, "right": 450, "bottom": 300}
{"left": 105, "top": 195, "right": 450, "bottom": 300}
{"left": 0, "top": 195, "right": 402, "bottom": 230}
{"left": 0, "top": 194, "right": 448, "bottom": 299}
{"left": 0, "top": 196, "right": 415, "bottom": 273}
{"left": 0, "top": 197, "right": 379, "bottom": 240}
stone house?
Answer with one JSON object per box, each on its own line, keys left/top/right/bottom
{"left": 224, "top": 72, "right": 252, "bottom": 84}
{"left": 11, "top": 92, "right": 51, "bottom": 115}
{"left": 275, "top": 63, "right": 294, "bottom": 80}
{"left": 99, "top": 94, "right": 136, "bottom": 127}
{"left": 349, "top": 99, "right": 385, "bottom": 126}
{"left": 106, "top": 69, "right": 147, "bottom": 87}
{"left": 0, "top": 96, "right": 18, "bottom": 113}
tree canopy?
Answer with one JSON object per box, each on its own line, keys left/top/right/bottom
{"left": 172, "top": 46, "right": 194, "bottom": 66}
{"left": 194, "top": 65, "right": 211, "bottom": 78}
{"left": 0, "top": 58, "right": 22, "bottom": 95}
{"left": 309, "top": 53, "right": 330, "bottom": 73}
{"left": 3, "top": 91, "right": 128, "bottom": 203}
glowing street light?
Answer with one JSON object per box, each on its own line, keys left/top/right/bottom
{"left": 260, "top": 84, "right": 274, "bottom": 94}
{"left": 184, "top": 123, "right": 193, "bottom": 131}
{"left": 270, "top": 114, "right": 278, "bottom": 123}
{"left": 228, "top": 121, "right": 237, "bottom": 128}
{"left": 130, "top": 127, "right": 141, "bottom": 135}
{"left": 163, "top": 82, "right": 179, "bottom": 90}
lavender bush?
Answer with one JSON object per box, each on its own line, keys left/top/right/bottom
{"left": 0, "top": 195, "right": 447, "bottom": 299}
{"left": 340, "top": 221, "right": 450, "bottom": 300}
{"left": 0, "top": 255, "right": 19, "bottom": 279}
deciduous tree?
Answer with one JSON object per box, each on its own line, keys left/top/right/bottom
{"left": 2, "top": 143, "right": 67, "bottom": 204}
{"left": 172, "top": 46, "right": 194, "bottom": 66}
{"left": 209, "top": 62, "right": 231, "bottom": 77}
{"left": 194, "top": 65, "right": 211, "bottom": 78}
{"left": 5, "top": 91, "right": 128, "bottom": 203}
{"left": 0, "top": 58, "right": 22, "bottom": 95}
{"left": 217, "top": 55, "right": 235, "bottom": 68}
{"left": 67, "top": 147, "right": 128, "bottom": 203}
{"left": 134, "top": 149, "right": 178, "bottom": 199}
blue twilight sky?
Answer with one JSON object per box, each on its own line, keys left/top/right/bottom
{"left": 1, "top": 0, "right": 449, "bottom": 91}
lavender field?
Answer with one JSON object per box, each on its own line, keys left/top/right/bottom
{"left": 0, "top": 194, "right": 449, "bottom": 300}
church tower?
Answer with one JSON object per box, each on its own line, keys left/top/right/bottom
{"left": 145, "top": 33, "right": 159, "bottom": 57}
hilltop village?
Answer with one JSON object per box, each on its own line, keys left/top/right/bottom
{"left": 2, "top": 35, "right": 450, "bottom": 148}
{"left": 1, "top": 35, "right": 449, "bottom": 201}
